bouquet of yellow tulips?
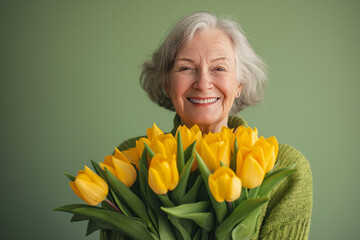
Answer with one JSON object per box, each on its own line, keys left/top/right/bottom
{"left": 55, "top": 123, "right": 296, "bottom": 240}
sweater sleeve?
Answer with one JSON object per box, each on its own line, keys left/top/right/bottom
{"left": 258, "top": 144, "right": 313, "bottom": 240}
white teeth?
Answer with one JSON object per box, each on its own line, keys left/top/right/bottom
{"left": 188, "top": 98, "right": 218, "bottom": 104}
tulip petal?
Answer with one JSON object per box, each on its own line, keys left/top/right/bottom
{"left": 74, "top": 178, "right": 107, "bottom": 205}
{"left": 84, "top": 166, "right": 108, "bottom": 192}
{"left": 226, "top": 177, "right": 242, "bottom": 202}
{"left": 148, "top": 168, "right": 167, "bottom": 195}
{"left": 241, "top": 156, "right": 265, "bottom": 189}
{"left": 201, "top": 141, "right": 218, "bottom": 172}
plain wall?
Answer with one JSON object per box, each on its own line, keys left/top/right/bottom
{"left": 1, "top": 0, "right": 359, "bottom": 239}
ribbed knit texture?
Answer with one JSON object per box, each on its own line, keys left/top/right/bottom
{"left": 113, "top": 115, "right": 313, "bottom": 240}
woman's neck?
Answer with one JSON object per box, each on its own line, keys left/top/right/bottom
{"left": 180, "top": 117, "right": 228, "bottom": 134}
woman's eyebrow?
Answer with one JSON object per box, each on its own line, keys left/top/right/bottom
{"left": 210, "top": 57, "right": 230, "bottom": 63}
{"left": 174, "top": 57, "right": 194, "bottom": 62}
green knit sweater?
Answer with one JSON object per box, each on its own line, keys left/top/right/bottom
{"left": 105, "top": 115, "right": 313, "bottom": 240}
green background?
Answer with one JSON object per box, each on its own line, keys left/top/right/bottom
{"left": 1, "top": 0, "right": 359, "bottom": 239}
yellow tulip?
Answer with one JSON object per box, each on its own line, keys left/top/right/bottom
{"left": 151, "top": 133, "right": 177, "bottom": 160}
{"left": 236, "top": 136, "right": 279, "bottom": 189}
{"left": 148, "top": 154, "right": 179, "bottom": 195}
{"left": 200, "top": 132, "right": 231, "bottom": 172}
{"left": 100, "top": 150, "right": 137, "bottom": 187}
{"left": 69, "top": 166, "right": 108, "bottom": 205}
{"left": 147, "top": 123, "right": 164, "bottom": 141}
{"left": 235, "top": 126, "right": 258, "bottom": 150}
{"left": 176, "top": 124, "right": 202, "bottom": 172}
{"left": 122, "top": 148, "right": 140, "bottom": 170}
{"left": 220, "top": 126, "right": 236, "bottom": 153}
{"left": 209, "top": 167, "right": 242, "bottom": 202}
{"left": 176, "top": 124, "right": 202, "bottom": 150}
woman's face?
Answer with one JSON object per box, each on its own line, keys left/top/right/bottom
{"left": 168, "top": 29, "right": 242, "bottom": 133}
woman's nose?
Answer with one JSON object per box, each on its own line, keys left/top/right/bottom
{"left": 193, "top": 69, "right": 213, "bottom": 90}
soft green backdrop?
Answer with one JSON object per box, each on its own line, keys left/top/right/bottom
{"left": 1, "top": 0, "right": 359, "bottom": 239}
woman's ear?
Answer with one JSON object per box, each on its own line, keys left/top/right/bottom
{"left": 236, "top": 83, "right": 243, "bottom": 97}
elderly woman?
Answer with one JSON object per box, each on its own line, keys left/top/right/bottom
{"left": 114, "top": 11, "right": 312, "bottom": 240}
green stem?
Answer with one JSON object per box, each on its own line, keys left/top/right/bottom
{"left": 244, "top": 188, "right": 249, "bottom": 200}
{"left": 226, "top": 201, "right": 234, "bottom": 213}
{"left": 104, "top": 198, "right": 122, "bottom": 213}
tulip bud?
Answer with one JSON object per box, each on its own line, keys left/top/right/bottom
{"left": 236, "top": 136, "right": 279, "bottom": 189}
{"left": 200, "top": 133, "right": 231, "bottom": 172}
{"left": 235, "top": 126, "right": 258, "bottom": 150}
{"left": 147, "top": 123, "right": 164, "bottom": 141}
{"left": 176, "top": 124, "right": 202, "bottom": 172}
{"left": 151, "top": 133, "right": 177, "bottom": 159}
{"left": 148, "top": 154, "right": 179, "bottom": 195}
{"left": 100, "top": 151, "right": 137, "bottom": 188}
{"left": 209, "top": 167, "right": 242, "bottom": 202}
{"left": 69, "top": 166, "right": 108, "bottom": 205}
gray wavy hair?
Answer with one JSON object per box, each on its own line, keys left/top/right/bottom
{"left": 140, "top": 11, "right": 267, "bottom": 114}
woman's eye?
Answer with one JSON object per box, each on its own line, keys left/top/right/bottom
{"left": 179, "top": 66, "right": 192, "bottom": 71}
{"left": 215, "top": 67, "right": 226, "bottom": 72}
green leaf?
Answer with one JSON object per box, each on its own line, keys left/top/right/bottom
{"left": 181, "top": 175, "right": 203, "bottom": 204}
{"left": 177, "top": 130, "right": 185, "bottom": 173}
{"left": 161, "top": 202, "right": 214, "bottom": 232}
{"left": 183, "top": 140, "right": 197, "bottom": 162}
{"left": 195, "top": 151, "right": 227, "bottom": 223}
{"left": 167, "top": 216, "right": 191, "bottom": 240}
{"left": 230, "top": 138, "right": 238, "bottom": 172}
{"left": 94, "top": 162, "right": 156, "bottom": 235}
{"left": 70, "top": 214, "right": 88, "bottom": 222}
{"left": 193, "top": 228, "right": 202, "bottom": 240}
{"left": 144, "top": 142, "right": 155, "bottom": 159}
{"left": 231, "top": 207, "right": 262, "bottom": 240}
{"left": 86, "top": 220, "right": 103, "bottom": 236}
{"left": 215, "top": 197, "right": 268, "bottom": 240}
{"left": 171, "top": 155, "right": 195, "bottom": 205}
{"left": 139, "top": 148, "right": 149, "bottom": 202}
{"left": 158, "top": 211, "right": 176, "bottom": 240}
{"left": 54, "top": 204, "right": 154, "bottom": 240}
{"left": 157, "top": 194, "right": 175, "bottom": 208}
{"left": 64, "top": 172, "right": 75, "bottom": 181}
{"left": 109, "top": 189, "right": 133, "bottom": 216}
{"left": 264, "top": 163, "right": 296, "bottom": 181}
{"left": 258, "top": 168, "right": 297, "bottom": 197}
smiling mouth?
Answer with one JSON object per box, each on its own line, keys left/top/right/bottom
{"left": 187, "top": 97, "right": 219, "bottom": 104}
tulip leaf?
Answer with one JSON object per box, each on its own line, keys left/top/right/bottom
{"left": 184, "top": 140, "right": 197, "bottom": 163}
{"left": 109, "top": 189, "right": 133, "bottom": 216}
{"left": 264, "top": 163, "right": 296, "bottom": 181}
{"left": 258, "top": 168, "right": 297, "bottom": 197}
{"left": 177, "top": 130, "right": 185, "bottom": 173}
{"left": 171, "top": 155, "right": 195, "bottom": 205}
{"left": 86, "top": 220, "right": 103, "bottom": 236}
{"left": 144, "top": 142, "right": 155, "bottom": 159}
{"left": 231, "top": 207, "right": 262, "bottom": 240}
{"left": 157, "top": 194, "right": 175, "bottom": 208}
{"left": 54, "top": 204, "right": 154, "bottom": 240}
{"left": 70, "top": 214, "right": 88, "bottom": 222}
{"left": 158, "top": 211, "right": 176, "bottom": 240}
{"left": 139, "top": 148, "right": 149, "bottom": 202}
{"left": 168, "top": 216, "right": 191, "bottom": 240}
{"left": 215, "top": 197, "right": 268, "bottom": 240}
{"left": 161, "top": 202, "right": 214, "bottom": 232}
{"left": 230, "top": 138, "right": 238, "bottom": 172}
{"left": 99, "top": 165, "right": 156, "bottom": 235}
{"left": 64, "top": 172, "right": 75, "bottom": 181}
{"left": 195, "top": 151, "right": 227, "bottom": 223}
{"left": 193, "top": 228, "right": 201, "bottom": 240}
{"left": 181, "top": 175, "right": 203, "bottom": 204}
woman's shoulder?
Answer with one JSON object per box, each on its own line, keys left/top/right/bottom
{"left": 258, "top": 143, "right": 313, "bottom": 239}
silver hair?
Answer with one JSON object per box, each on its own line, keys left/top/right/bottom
{"left": 140, "top": 11, "right": 267, "bottom": 114}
